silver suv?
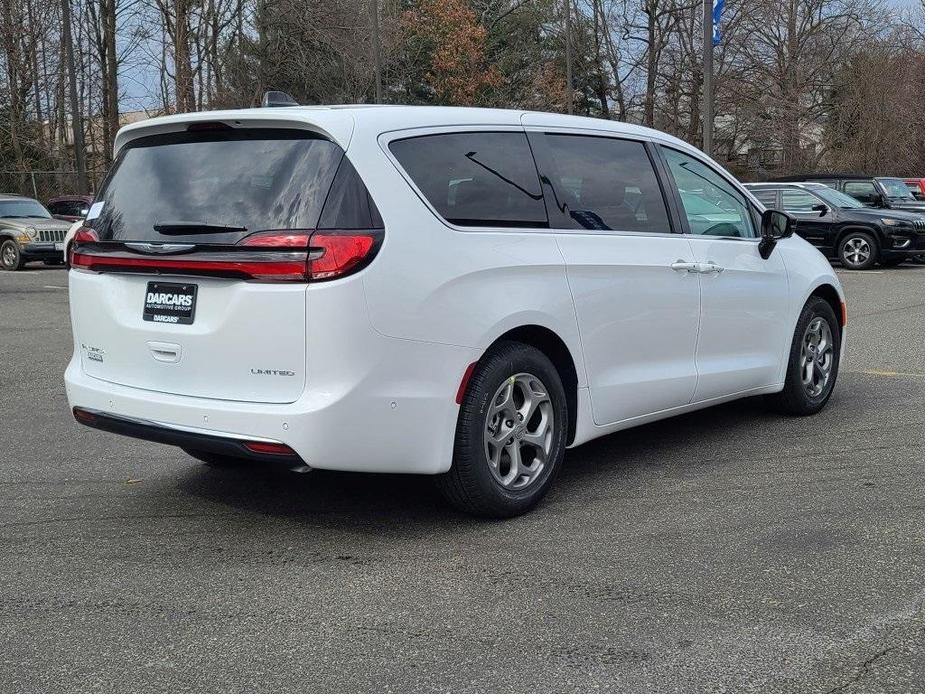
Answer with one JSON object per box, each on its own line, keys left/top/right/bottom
{"left": 0, "top": 194, "right": 71, "bottom": 271}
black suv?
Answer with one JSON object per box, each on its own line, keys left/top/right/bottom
{"left": 771, "top": 174, "right": 925, "bottom": 214}
{"left": 746, "top": 182, "right": 925, "bottom": 270}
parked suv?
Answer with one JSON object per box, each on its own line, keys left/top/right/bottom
{"left": 772, "top": 174, "right": 925, "bottom": 214}
{"left": 0, "top": 194, "right": 72, "bottom": 270}
{"left": 746, "top": 182, "right": 925, "bottom": 269}
{"left": 66, "top": 106, "right": 846, "bottom": 517}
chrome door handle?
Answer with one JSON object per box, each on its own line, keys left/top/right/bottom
{"left": 699, "top": 262, "right": 724, "bottom": 274}
{"left": 670, "top": 260, "right": 699, "bottom": 273}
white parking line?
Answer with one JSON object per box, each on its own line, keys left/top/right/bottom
{"left": 837, "top": 270, "right": 884, "bottom": 275}
{"left": 43, "top": 285, "right": 65, "bottom": 289}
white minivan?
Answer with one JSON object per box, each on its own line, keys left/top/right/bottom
{"left": 66, "top": 106, "right": 846, "bottom": 517}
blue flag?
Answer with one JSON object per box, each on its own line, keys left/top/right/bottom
{"left": 712, "top": 0, "right": 725, "bottom": 46}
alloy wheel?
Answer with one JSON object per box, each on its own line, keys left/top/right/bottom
{"left": 842, "top": 237, "right": 871, "bottom": 268}
{"left": 1, "top": 243, "right": 16, "bottom": 269}
{"left": 800, "top": 317, "right": 834, "bottom": 398}
{"left": 483, "top": 373, "right": 554, "bottom": 490}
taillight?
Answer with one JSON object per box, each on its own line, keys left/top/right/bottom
{"left": 71, "top": 227, "right": 381, "bottom": 282}
{"left": 236, "top": 228, "right": 381, "bottom": 281}
{"left": 306, "top": 231, "right": 379, "bottom": 281}
{"left": 69, "top": 227, "right": 99, "bottom": 268}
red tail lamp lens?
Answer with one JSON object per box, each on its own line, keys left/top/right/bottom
{"left": 308, "top": 233, "right": 377, "bottom": 280}
{"left": 69, "top": 227, "right": 100, "bottom": 268}
{"left": 238, "top": 231, "right": 311, "bottom": 248}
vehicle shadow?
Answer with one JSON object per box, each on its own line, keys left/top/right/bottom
{"left": 177, "top": 396, "right": 774, "bottom": 528}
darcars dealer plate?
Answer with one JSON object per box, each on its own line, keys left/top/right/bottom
{"left": 143, "top": 281, "right": 197, "bottom": 325}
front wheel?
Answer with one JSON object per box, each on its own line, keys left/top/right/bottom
{"left": 0, "top": 239, "right": 25, "bottom": 271}
{"left": 770, "top": 297, "right": 841, "bottom": 416}
{"left": 838, "top": 231, "right": 878, "bottom": 270}
{"left": 437, "top": 342, "right": 568, "bottom": 518}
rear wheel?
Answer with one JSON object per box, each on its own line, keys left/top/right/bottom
{"left": 838, "top": 231, "right": 878, "bottom": 270}
{"left": 437, "top": 341, "right": 568, "bottom": 518}
{"left": 770, "top": 296, "right": 841, "bottom": 416}
{"left": 0, "top": 239, "right": 24, "bottom": 271}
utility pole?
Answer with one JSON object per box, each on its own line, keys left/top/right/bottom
{"left": 702, "top": 0, "right": 713, "bottom": 157}
{"left": 60, "top": 0, "right": 88, "bottom": 192}
{"left": 368, "top": 0, "right": 382, "bottom": 103}
{"left": 564, "top": 0, "right": 573, "bottom": 115}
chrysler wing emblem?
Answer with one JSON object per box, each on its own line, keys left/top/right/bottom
{"left": 124, "top": 242, "right": 196, "bottom": 255}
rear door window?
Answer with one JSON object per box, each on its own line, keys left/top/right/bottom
{"left": 530, "top": 134, "right": 671, "bottom": 233}
{"left": 389, "top": 132, "right": 547, "bottom": 228}
{"left": 781, "top": 189, "right": 820, "bottom": 212}
{"left": 88, "top": 128, "right": 344, "bottom": 244}
{"left": 749, "top": 188, "right": 779, "bottom": 208}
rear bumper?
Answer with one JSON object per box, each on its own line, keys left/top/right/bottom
{"left": 72, "top": 407, "right": 304, "bottom": 467}
{"left": 64, "top": 334, "right": 475, "bottom": 475}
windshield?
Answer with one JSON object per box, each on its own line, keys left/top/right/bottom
{"left": 878, "top": 178, "right": 915, "bottom": 200}
{"left": 811, "top": 186, "right": 864, "bottom": 209}
{"left": 88, "top": 128, "right": 344, "bottom": 244}
{"left": 0, "top": 199, "right": 52, "bottom": 219}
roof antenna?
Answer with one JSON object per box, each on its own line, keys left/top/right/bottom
{"left": 262, "top": 91, "right": 298, "bottom": 108}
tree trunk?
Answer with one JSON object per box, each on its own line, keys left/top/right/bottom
{"left": 60, "top": 0, "right": 88, "bottom": 191}
{"left": 644, "top": 2, "right": 657, "bottom": 127}
{"left": 174, "top": 0, "right": 195, "bottom": 112}
{"left": 102, "top": 0, "right": 119, "bottom": 164}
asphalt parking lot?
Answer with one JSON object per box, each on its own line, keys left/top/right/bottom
{"left": 2, "top": 264, "right": 924, "bottom": 693}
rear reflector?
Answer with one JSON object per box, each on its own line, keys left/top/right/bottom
{"left": 455, "top": 361, "right": 479, "bottom": 405}
{"left": 242, "top": 440, "right": 297, "bottom": 456}
{"left": 73, "top": 407, "right": 98, "bottom": 425}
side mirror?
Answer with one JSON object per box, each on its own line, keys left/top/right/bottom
{"left": 872, "top": 193, "right": 885, "bottom": 207}
{"left": 759, "top": 209, "right": 794, "bottom": 259}
{"left": 811, "top": 203, "right": 828, "bottom": 216}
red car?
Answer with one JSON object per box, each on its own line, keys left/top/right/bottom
{"left": 903, "top": 178, "right": 925, "bottom": 201}
{"left": 47, "top": 194, "right": 94, "bottom": 222}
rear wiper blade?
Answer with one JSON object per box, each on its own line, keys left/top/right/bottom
{"left": 153, "top": 220, "right": 248, "bottom": 234}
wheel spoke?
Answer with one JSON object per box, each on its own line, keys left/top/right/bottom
{"left": 490, "top": 381, "right": 515, "bottom": 417}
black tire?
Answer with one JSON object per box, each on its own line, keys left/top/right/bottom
{"left": 0, "top": 239, "right": 25, "bottom": 271}
{"left": 183, "top": 448, "right": 245, "bottom": 468}
{"left": 437, "top": 341, "right": 568, "bottom": 518}
{"left": 837, "top": 230, "right": 878, "bottom": 270}
{"left": 912, "top": 254, "right": 925, "bottom": 265}
{"left": 880, "top": 257, "right": 904, "bottom": 268}
{"left": 770, "top": 296, "right": 841, "bottom": 416}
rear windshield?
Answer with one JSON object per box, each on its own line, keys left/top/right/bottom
{"left": 389, "top": 132, "right": 547, "bottom": 228}
{"left": 88, "top": 129, "right": 345, "bottom": 244}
